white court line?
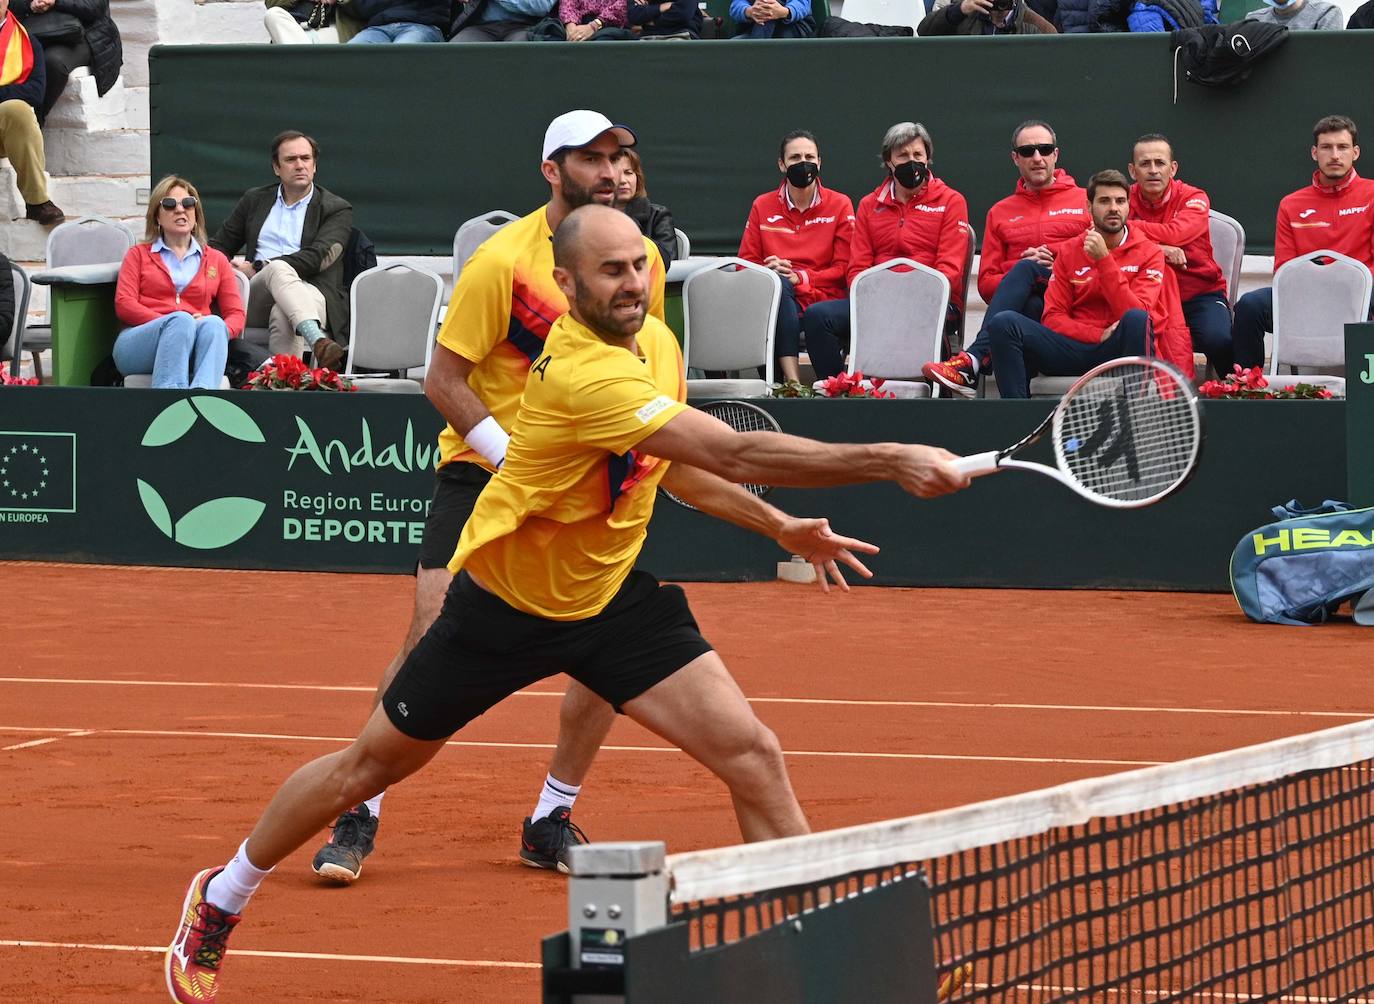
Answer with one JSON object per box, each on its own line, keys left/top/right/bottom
{"left": 0, "top": 725, "right": 1160, "bottom": 767}
{"left": 0, "top": 678, "right": 1365, "bottom": 721}
{"left": 0, "top": 940, "right": 538, "bottom": 969}
{"left": 988, "top": 982, "right": 1372, "bottom": 1003}
{"left": 1, "top": 730, "right": 93, "bottom": 752}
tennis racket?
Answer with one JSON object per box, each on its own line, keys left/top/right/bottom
{"left": 659, "top": 400, "right": 782, "bottom": 510}
{"left": 952, "top": 356, "right": 1204, "bottom": 508}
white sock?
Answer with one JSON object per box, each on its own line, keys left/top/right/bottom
{"left": 966, "top": 353, "right": 980, "bottom": 374}
{"left": 531, "top": 774, "right": 581, "bottom": 821}
{"left": 364, "top": 792, "right": 384, "bottom": 819}
{"left": 205, "top": 840, "right": 274, "bottom": 915}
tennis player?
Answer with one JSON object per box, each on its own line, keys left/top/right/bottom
{"left": 165, "top": 204, "right": 968, "bottom": 1003}
{"left": 308, "top": 109, "right": 669, "bottom": 884}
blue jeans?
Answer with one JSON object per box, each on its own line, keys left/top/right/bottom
{"left": 1230, "top": 286, "right": 1272, "bottom": 370}
{"left": 801, "top": 298, "right": 850, "bottom": 380}
{"left": 349, "top": 22, "right": 444, "bottom": 43}
{"left": 114, "top": 312, "right": 229, "bottom": 389}
{"left": 1182, "top": 290, "right": 1234, "bottom": 376}
{"left": 988, "top": 308, "right": 1150, "bottom": 399}
{"left": 968, "top": 259, "right": 1049, "bottom": 368}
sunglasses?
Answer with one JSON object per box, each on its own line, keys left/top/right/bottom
{"left": 1014, "top": 143, "right": 1057, "bottom": 158}
{"left": 160, "top": 197, "right": 198, "bottom": 211}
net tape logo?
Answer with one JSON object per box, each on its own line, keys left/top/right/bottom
{"left": 137, "top": 397, "right": 266, "bottom": 549}
{"left": 0, "top": 431, "right": 76, "bottom": 513}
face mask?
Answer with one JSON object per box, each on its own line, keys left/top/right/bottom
{"left": 785, "top": 161, "right": 820, "bottom": 188}
{"left": 891, "top": 160, "right": 929, "bottom": 190}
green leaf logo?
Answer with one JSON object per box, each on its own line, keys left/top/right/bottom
{"left": 140, "top": 399, "right": 198, "bottom": 447}
{"left": 136, "top": 479, "right": 173, "bottom": 538}
{"left": 174, "top": 497, "right": 268, "bottom": 550}
{"left": 192, "top": 397, "right": 265, "bottom": 443}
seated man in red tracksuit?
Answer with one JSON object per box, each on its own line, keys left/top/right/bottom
{"left": 828, "top": 121, "right": 970, "bottom": 376}
{"left": 925, "top": 119, "right": 1088, "bottom": 396}
{"left": 1128, "top": 133, "right": 1234, "bottom": 376}
{"left": 1232, "top": 114, "right": 1374, "bottom": 368}
{"left": 986, "top": 169, "right": 1194, "bottom": 398}
{"left": 737, "top": 129, "right": 855, "bottom": 382}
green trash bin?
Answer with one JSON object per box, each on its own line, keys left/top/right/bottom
{"left": 31, "top": 264, "right": 122, "bottom": 387}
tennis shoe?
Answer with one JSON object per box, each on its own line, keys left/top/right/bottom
{"left": 923, "top": 351, "right": 978, "bottom": 398}
{"left": 165, "top": 867, "right": 241, "bottom": 1004}
{"left": 520, "top": 805, "right": 588, "bottom": 873}
{"left": 311, "top": 804, "right": 378, "bottom": 884}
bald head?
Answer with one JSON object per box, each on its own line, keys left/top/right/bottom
{"left": 552, "top": 204, "right": 650, "bottom": 342}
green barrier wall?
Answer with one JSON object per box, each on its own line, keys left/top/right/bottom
{"left": 0, "top": 389, "right": 1347, "bottom": 590}
{"left": 149, "top": 34, "right": 1373, "bottom": 258}
{"left": 1347, "top": 322, "right": 1374, "bottom": 506}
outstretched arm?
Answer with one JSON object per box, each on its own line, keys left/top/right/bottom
{"left": 658, "top": 462, "right": 877, "bottom": 592}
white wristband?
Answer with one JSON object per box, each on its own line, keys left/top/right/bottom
{"left": 465, "top": 415, "right": 509, "bottom": 469}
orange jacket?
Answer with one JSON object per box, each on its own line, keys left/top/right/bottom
{"left": 115, "top": 243, "right": 245, "bottom": 337}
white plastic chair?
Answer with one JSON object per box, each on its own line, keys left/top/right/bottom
{"left": 682, "top": 258, "right": 780, "bottom": 399}
{"left": 674, "top": 228, "right": 691, "bottom": 261}
{"left": 2, "top": 262, "right": 32, "bottom": 377}
{"left": 1208, "top": 209, "right": 1245, "bottom": 306}
{"left": 1269, "top": 248, "right": 1372, "bottom": 397}
{"left": 344, "top": 263, "right": 444, "bottom": 393}
{"left": 837, "top": 0, "right": 925, "bottom": 30}
{"left": 451, "top": 211, "right": 518, "bottom": 294}
{"left": 829, "top": 258, "right": 949, "bottom": 399}
{"left": 234, "top": 268, "right": 272, "bottom": 351}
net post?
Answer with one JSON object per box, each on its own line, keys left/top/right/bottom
{"left": 567, "top": 842, "right": 669, "bottom": 973}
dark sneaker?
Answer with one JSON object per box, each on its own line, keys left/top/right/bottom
{"left": 519, "top": 806, "right": 588, "bottom": 874}
{"left": 25, "top": 201, "right": 65, "bottom": 226}
{"left": 923, "top": 350, "right": 978, "bottom": 399}
{"left": 311, "top": 336, "right": 345, "bottom": 371}
{"left": 165, "top": 867, "right": 241, "bottom": 1003}
{"left": 311, "top": 804, "right": 378, "bottom": 884}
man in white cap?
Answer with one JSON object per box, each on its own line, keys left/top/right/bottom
{"left": 299, "top": 110, "right": 667, "bottom": 891}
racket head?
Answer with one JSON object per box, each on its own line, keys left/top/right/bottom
{"left": 1050, "top": 356, "right": 1203, "bottom": 509}
{"left": 658, "top": 400, "right": 782, "bottom": 510}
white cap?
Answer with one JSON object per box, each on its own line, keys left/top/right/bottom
{"left": 542, "top": 110, "right": 637, "bottom": 162}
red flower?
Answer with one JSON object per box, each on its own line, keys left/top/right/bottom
{"left": 0, "top": 371, "right": 40, "bottom": 386}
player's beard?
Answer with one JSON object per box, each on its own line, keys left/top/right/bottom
{"left": 559, "top": 166, "right": 617, "bottom": 209}
{"left": 574, "top": 278, "right": 646, "bottom": 341}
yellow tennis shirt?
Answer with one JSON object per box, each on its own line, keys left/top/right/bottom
{"left": 435, "top": 205, "right": 666, "bottom": 472}
{"left": 450, "top": 312, "right": 688, "bottom": 621}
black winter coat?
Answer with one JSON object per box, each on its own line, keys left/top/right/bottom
{"left": 1349, "top": 0, "right": 1374, "bottom": 26}
{"left": 0, "top": 254, "right": 15, "bottom": 355}
{"left": 12, "top": 0, "right": 122, "bottom": 96}
{"left": 347, "top": 0, "right": 451, "bottom": 28}
{"left": 622, "top": 197, "right": 679, "bottom": 267}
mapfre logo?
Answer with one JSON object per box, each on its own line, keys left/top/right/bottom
{"left": 1339, "top": 205, "right": 1369, "bottom": 217}
{"left": 1048, "top": 208, "right": 1084, "bottom": 217}
{"left": 914, "top": 203, "right": 948, "bottom": 214}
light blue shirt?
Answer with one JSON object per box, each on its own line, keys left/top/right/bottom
{"left": 255, "top": 185, "right": 314, "bottom": 262}
{"left": 479, "top": 0, "right": 555, "bottom": 23}
{"left": 152, "top": 236, "right": 203, "bottom": 294}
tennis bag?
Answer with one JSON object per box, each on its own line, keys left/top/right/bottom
{"left": 1230, "top": 500, "right": 1374, "bottom": 625}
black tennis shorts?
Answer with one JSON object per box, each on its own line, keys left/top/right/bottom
{"left": 415, "top": 462, "right": 492, "bottom": 570}
{"left": 383, "top": 570, "right": 714, "bottom": 741}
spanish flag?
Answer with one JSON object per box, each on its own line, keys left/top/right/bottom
{"left": 0, "top": 13, "right": 35, "bottom": 87}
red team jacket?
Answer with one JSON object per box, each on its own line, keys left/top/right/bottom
{"left": 1274, "top": 169, "right": 1374, "bottom": 272}
{"left": 1128, "top": 180, "right": 1227, "bottom": 304}
{"left": 115, "top": 243, "right": 246, "bottom": 337}
{"left": 737, "top": 183, "right": 856, "bottom": 309}
{"left": 978, "top": 170, "right": 1089, "bottom": 303}
{"left": 848, "top": 176, "right": 971, "bottom": 304}
{"left": 1043, "top": 227, "right": 1193, "bottom": 379}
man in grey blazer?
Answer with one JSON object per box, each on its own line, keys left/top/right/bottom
{"left": 210, "top": 130, "right": 353, "bottom": 368}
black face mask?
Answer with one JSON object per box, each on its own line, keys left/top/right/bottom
{"left": 891, "top": 160, "right": 929, "bottom": 190}
{"left": 784, "top": 161, "right": 820, "bottom": 188}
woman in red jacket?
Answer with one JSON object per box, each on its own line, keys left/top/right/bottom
{"left": 114, "top": 175, "right": 244, "bottom": 388}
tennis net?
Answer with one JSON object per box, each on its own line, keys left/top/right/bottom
{"left": 662, "top": 718, "right": 1374, "bottom": 1002}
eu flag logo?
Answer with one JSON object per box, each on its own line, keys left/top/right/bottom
{"left": 0, "top": 432, "right": 77, "bottom": 513}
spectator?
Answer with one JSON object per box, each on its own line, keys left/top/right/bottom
{"left": 0, "top": 250, "right": 14, "bottom": 344}
{"left": 344, "top": 0, "right": 448, "bottom": 42}
{"left": 1127, "top": 133, "right": 1233, "bottom": 375}
{"left": 113, "top": 175, "right": 244, "bottom": 390}
{"left": 1350, "top": 0, "right": 1374, "bottom": 27}
{"left": 449, "top": 0, "right": 557, "bottom": 41}
{"left": 849, "top": 121, "right": 971, "bottom": 364}
{"left": 10, "top": 0, "right": 122, "bottom": 121}
{"left": 209, "top": 130, "right": 352, "bottom": 367}
{"left": 0, "top": 0, "right": 63, "bottom": 225}
{"left": 985, "top": 169, "right": 1192, "bottom": 398}
{"left": 1055, "top": 0, "right": 1095, "bottom": 31}
{"left": 561, "top": 0, "right": 627, "bottom": 37}
{"left": 1243, "top": 0, "right": 1343, "bottom": 29}
{"left": 1232, "top": 115, "right": 1374, "bottom": 369}
{"left": 627, "top": 0, "right": 702, "bottom": 36}
{"left": 918, "top": 0, "right": 1055, "bottom": 35}
{"left": 614, "top": 148, "right": 677, "bottom": 266}
{"left": 730, "top": 0, "right": 814, "bottom": 37}
{"left": 264, "top": 0, "right": 364, "bottom": 43}
{"left": 737, "top": 129, "right": 855, "bottom": 382}
{"left": 925, "top": 120, "right": 1087, "bottom": 397}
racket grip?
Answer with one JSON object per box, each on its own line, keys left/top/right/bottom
{"left": 951, "top": 451, "right": 1000, "bottom": 478}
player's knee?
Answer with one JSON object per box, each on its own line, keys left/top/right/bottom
{"left": 730, "top": 721, "right": 786, "bottom": 783}
{"left": 987, "top": 311, "right": 1021, "bottom": 345}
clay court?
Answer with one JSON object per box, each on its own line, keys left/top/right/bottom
{"left": 2, "top": 562, "right": 1369, "bottom": 1003}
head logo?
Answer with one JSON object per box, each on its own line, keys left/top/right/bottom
{"left": 137, "top": 397, "right": 267, "bottom": 549}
